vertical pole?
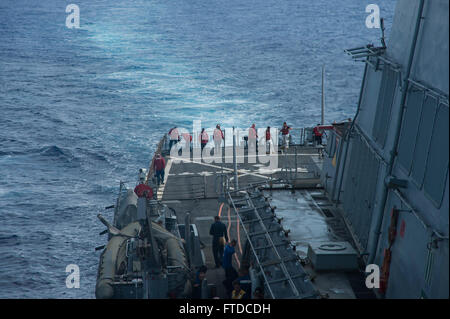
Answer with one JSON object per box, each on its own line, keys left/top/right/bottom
{"left": 321, "top": 65, "right": 325, "bottom": 125}
{"left": 185, "top": 213, "right": 192, "bottom": 264}
{"left": 295, "top": 146, "right": 298, "bottom": 180}
{"left": 203, "top": 174, "right": 207, "bottom": 199}
{"left": 221, "top": 154, "right": 225, "bottom": 196}
{"left": 233, "top": 126, "right": 238, "bottom": 190}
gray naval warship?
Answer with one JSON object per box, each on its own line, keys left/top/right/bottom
{"left": 94, "top": 0, "right": 448, "bottom": 299}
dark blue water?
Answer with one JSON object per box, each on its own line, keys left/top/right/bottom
{"left": 0, "top": 0, "right": 395, "bottom": 298}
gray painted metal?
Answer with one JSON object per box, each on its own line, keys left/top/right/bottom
{"left": 307, "top": 242, "right": 358, "bottom": 271}
{"left": 95, "top": 183, "right": 199, "bottom": 299}
{"left": 321, "top": 0, "right": 449, "bottom": 298}
{"left": 227, "top": 188, "right": 319, "bottom": 299}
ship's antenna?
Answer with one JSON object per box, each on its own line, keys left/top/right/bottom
{"left": 380, "top": 18, "right": 386, "bottom": 48}
{"left": 321, "top": 65, "right": 325, "bottom": 125}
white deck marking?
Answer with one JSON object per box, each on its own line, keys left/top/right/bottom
{"left": 168, "top": 171, "right": 218, "bottom": 177}
{"left": 170, "top": 156, "right": 270, "bottom": 180}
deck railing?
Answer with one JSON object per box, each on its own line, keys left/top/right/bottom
{"left": 157, "top": 126, "right": 327, "bottom": 151}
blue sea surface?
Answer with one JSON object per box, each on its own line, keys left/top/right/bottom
{"left": 0, "top": 0, "right": 395, "bottom": 298}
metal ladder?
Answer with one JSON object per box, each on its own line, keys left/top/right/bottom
{"left": 227, "top": 189, "right": 317, "bottom": 299}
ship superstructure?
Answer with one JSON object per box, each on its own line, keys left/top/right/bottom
{"left": 322, "top": 0, "right": 449, "bottom": 298}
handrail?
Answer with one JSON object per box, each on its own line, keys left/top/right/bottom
{"left": 156, "top": 126, "right": 329, "bottom": 149}
{"left": 227, "top": 191, "right": 276, "bottom": 299}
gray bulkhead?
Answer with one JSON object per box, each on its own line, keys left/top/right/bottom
{"left": 322, "top": 0, "right": 449, "bottom": 298}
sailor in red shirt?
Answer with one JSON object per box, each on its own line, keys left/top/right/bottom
{"left": 200, "top": 128, "right": 209, "bottom": 152}
{"left": 134, "top": 183, "right": 154, "bottom": 199}
{"left": 280, "top": 122, "right": 291, "bottom": 151}
{"left": 265, "top": 126, "right": 274, "bottom": 154}
{"left": 182, "top": 133, "right": 192, "bottom": 142}
{"left": 213, "top": 124, "right": 224, "bottom": 156}
{"left": 313, "top": 124, "right": 323, "bottom": 145}
{"left": 249, "top": 124, "right": 258, "bottom": 139}
{"left": 182, "top": 132, "right": 193, "bottom": 152}
{"left": 248, "top": 124, "right": 258, "bottom": 154}
{"left": 168, "top": 127, "right": 179, "bottom": 151}
{"left": 153, "top": 153, "right": 166, "bottom": 186}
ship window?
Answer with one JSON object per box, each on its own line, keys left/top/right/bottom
{"left": 373, "top": 67, "right": 397, "bottom": 148}
{"left": 397, "top": 89, "right": 424, "bottom": 173}
{"left": 411, "top": 95, "right": 438, "bottom": 188}
{"left": 423, "top": 103, "right": 449, "bottom": 207}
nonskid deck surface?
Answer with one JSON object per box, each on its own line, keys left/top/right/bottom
{"left": 264, "top": 189, "right": 375, "bottom": 298}
{"left": 157, "top": 145, "right": 323, "bottom": 200}
{"left": 157, "top": 145, "right": 372, "bottom": 298}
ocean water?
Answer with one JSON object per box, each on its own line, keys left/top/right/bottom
{"left": 0, "top": 0, "right": 396, "bottom": 298}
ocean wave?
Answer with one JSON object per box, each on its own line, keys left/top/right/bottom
{"left": 0, "top": 234, "right": 21, "bottom": 246}
{"left": 75, "top": 147, "right": 110, "bottom": 164}
{"left": 38, "top": 145, "right": 74, "bottom": 159}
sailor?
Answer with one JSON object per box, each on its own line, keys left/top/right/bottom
{"left": 153, "top": 153, "right": 166, "bottom": 186}
{"left": 222, "top": 239, "right": 238, "bottom": 296}
{"left": 236, "top": 267, "right": 251, "bottom": 299}
{"left": 313, "top": 124, "right": 323, "bottom": 145}
{"left": 213, "top": 124, "right": 224, "bottom": 156}
{"left": 209, "top": 216, "right": 228, "bottom": 268}
{"left": 280, "top": 122, "right": 291, "bottom": 151}
{"left": 248, "top": 124, "right": 258, "bottom": 154}
{"left": 134, "top": 182, "right": 154, "bottom": 200}
{"left": 265, "top": 126, "right": 274, "bottom": 154}
{"left": 223, "top": 239, "right": 236, "bottom": 270}
{"left": 200, "top": 128, "right": 209, "bottom": 153}
{"left": 192, "top": 265, "right": 207, "bottom": 299}
{"left": 182, "top": 132, "right": 193, "bottom": 152}
{"left": 231, "top": 280, "right": 246, "bottom": 299}
{"left": 168, "top": 126, "right": 179, "bottom": 151}
{"left": 138, "top": 168, "right": 147, "bottom": 183}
